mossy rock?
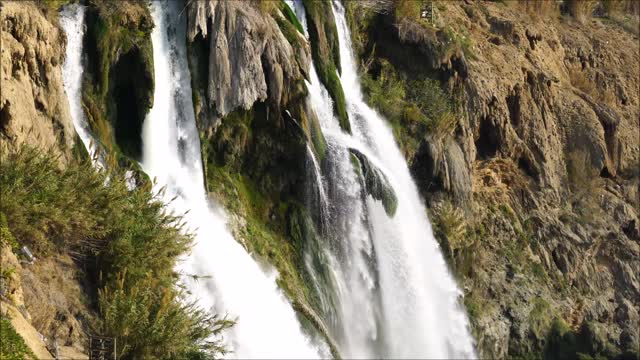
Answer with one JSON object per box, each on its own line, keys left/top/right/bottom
{"left": 349, "top": 148, "right": 398, "bottom": 217}
{"left": 83, "top": 0, "right": 154, "bottom": 161}
{"left": 280, "top": 1, "right": 304, "bottom": 34}
{"left": 302, "top": 0, "right": 350, "bottom": 133}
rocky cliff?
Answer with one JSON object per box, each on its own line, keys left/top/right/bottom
{"left": 345, "top": 1, "right": 639, "bottom": 358}
{"left": 0, "top": 1, "right": 75, "bottom": 162}
{"left": 1, "top": 2, "right": 95, "bottom": 358}
{"left": 2, "top": 0, "right": 638, "bottom": 358}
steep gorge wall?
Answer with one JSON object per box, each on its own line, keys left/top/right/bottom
{"left": 0, "top": 1, "right": 75, "bottom": 162}
{"left": 345, "top": 1, "right": 639, "bottom": 358}
{"left": 81, "top": 0, "right": 154, "bottom": 164}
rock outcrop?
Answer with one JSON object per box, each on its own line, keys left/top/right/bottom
{"left": 350, "top": 148, "right": 398, "bottom": 216}
{"left": 82, "top": 0, "right": 154, "bottom": 161}
{"left": 0, "top": 1, "right": 75, "bottom": 162}
{"left": 187, "top": 0, "right": 308, "bottom": 122}
{"left": 186, "top": 1, "right": 337, "bottom": 353}
{"left": 345, "top": 1, "right": 639, "bottom": 358}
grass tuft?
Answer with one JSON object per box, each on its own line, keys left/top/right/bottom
{"left": 0, "top": 316, "right": 36, "bottom": 360}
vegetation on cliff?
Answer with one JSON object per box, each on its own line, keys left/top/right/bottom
{"left": 346, "top": 0, "right": 639, "bottom": 358}
{"left": 82, "top": 0, "right": 154, "bottom": 163}
{"left": 302, "top": 0, "right": 350, "bottom": 133}
{"left": 0, "top": 146, "right": 231, "bottom": 359}
{"left": 0, "top": 316, "right": 36, "bottom": 360}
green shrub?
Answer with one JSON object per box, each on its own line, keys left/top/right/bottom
{"left": 0, "top": 316, "right": 36, "bottom": 360}
{"left": 360, "top": 59, "right": 456, "bottom": 155}
{"left": 529, "top": 297, "right": 552, "bottom": 340}
{"left": 431, "top": 201, "right": 479, "bottom": 278}
{"left": 394, "top": 0, "right": 423, "bottom": 22}
{"left": 0, "top": 213, "right": 18, "bottom": 251}
{"left": 0, "top": 146, "right": 231, "bottom": 359}
{"left": 99, "top": 273, "right": 232, "bottom": 359}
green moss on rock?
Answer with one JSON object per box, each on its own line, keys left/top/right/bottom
{"left": 302, "top": 0, "right": 350, "bottom": 133}
{"left": 281, "top": 1, "right": 304, "bottom": 34}
{"left": 82, "top": 0, "right": 154, "bottom": 161}
{"left": 349, "top": 148, "right": 398, "bottom": 217}
{"left": 0, "top": 316, "right": 36, "bottom": 360}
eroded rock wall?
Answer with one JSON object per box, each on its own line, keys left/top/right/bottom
{"left": 345, "top": 1, "right": 639, "bottom": 358}
{"left": 0, "top": 1, "right": 75, "bottom": 162}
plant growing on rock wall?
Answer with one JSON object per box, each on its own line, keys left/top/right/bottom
{"left": 0, "top": 316, "right": 36, "bottom": 360}
{"left": 431, "top": 201, "right": 476, "bottom": 277}
{"left": 0, "top": 146, "right": 233, "bottom": 358}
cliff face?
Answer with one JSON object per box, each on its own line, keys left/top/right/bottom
{"left": 1, "top": 3, "right": 97, "bottom": 358}
{"left": 185, "top": 1, "right": 337, "bottom": 353}
{"left": 187, "top": 0, "right": 310, "bottom": 126}
{"left": 346, "top": 1, "right": 639, "bottom": 358}
{"left": 0, "top": 1, "right": 75, "bottom": 162}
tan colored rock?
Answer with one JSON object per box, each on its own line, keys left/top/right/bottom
{"left": 0, "top": 245, "right": 24, "bottom": 309}
{"left": 187, "top": 1, "right": 309, "bottom": 118}
{"left": 0, "top": 1, "right": 75, "bottom": 161}
{"left": 1, "top": 301, "right": 53, "bottom": 359}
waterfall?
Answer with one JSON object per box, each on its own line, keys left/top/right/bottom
{"left": 139, "top": 1, "right": 323, "bottom": 358}
{"left": 291, "top": 1, "right": 476, "bottom": 358}
{"left": 61, "top": 1, "right": 321, "bottom": 358}
{"left": 59, "top": 5, "right": 103, "bottom": 167}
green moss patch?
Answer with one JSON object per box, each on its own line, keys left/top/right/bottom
{"left": 349, "top": 148, "right": 398, "bottom": 217}
{"left": 281, "top": 1, "right": 304, "bottom": 34}
{"left": 82, "top": 0, "right": 154, "bottom": 161}
{"left": 0, "top": 316, "right": 36, "bottom": 360}
{"left": 303, "top": 0, "right": 350, "bottom": 133}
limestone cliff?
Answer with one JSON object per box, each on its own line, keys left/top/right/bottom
{"left": 0, "top": 1, "right": 75, "bottom": 162}
{"left": 185, "top": 1, "right": 336, "bottom": 354}
{"left": 345, "top": 1, "right": 639, "bottom": 358}
{"left": 187, "top": 0, "right": 309, "bottom": 125}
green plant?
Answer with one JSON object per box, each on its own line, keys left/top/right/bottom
{"left": 431, "top": 201, "right": 479, "bottom": 279}
{"left": 99, "top": 273, "right": 233, "bottom": 359}
{"left": 0, "top": 146, "right": 232, "bottom": 358}
{"left": 280, "top": 1, "right": 304, "bottom": 34}
{"left": 0, "top": 213, "right": 18, "bottom": 251}
{"left": 529, "top": 297, "right": 553, "bottom": 340}
{"left": 0, "top": 316, "right": 36, "bottom": 360}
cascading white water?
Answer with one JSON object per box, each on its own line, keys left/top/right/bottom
{"left": 290, "top": 1, "right": 476, "bottom": 358}
{"left": 139, "top": 2, "right": 323, "bottom": 358}
{"left": 61, "top": 1, "right": 321, "bottom": 358}
{"left": 60, "top": 5, "right": 103, "bottom": 167}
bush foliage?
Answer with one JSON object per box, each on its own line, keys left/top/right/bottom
{"left": 0, "top": 316, "right": 36, "bottom": 360}
{"left": 360, "top": 59, "right": 456, "bottom": 156}
{"left": 0, "top": 146, "right": 231, "bottom": 359}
